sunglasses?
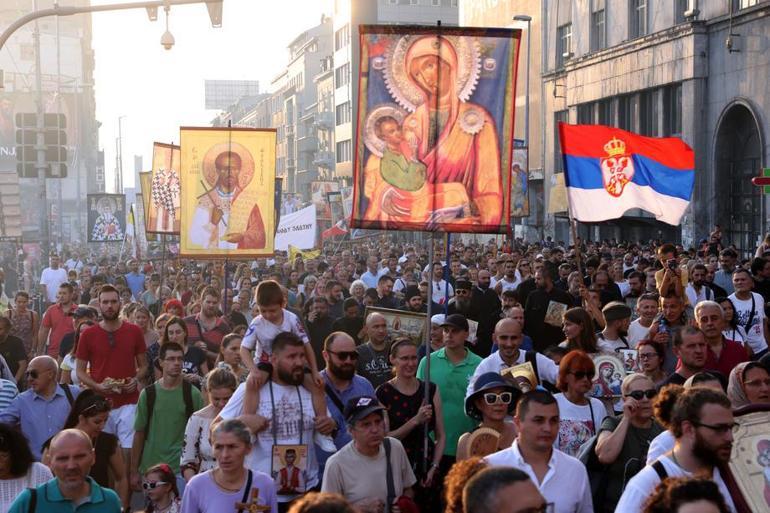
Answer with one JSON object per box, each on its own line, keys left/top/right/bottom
{"left": 25, "top": 369, "right": 45, "bottom": 379}
{"left": 570, "top": 370, "right": 595, "bottom": 380}
{"left": 483, "top": 392, "right": 513, "bottom": 405}
{"left": 142, "top": 481, "right": 168, "bottom": 490}
{"left": 626, "top": 389, "right": 657, "bottom": 400}
{"left": 327, "top": 350, "right": 358, "bottom": 361}
{"left": 455, "top": 289, "right": 470, "bottom": 295}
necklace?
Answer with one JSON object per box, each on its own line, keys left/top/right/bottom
{"left": 213, "top": 469, "right": 245, "bottom": 493}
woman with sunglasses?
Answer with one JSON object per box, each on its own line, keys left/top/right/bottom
{"left": 456, "top": 372, "right": 519, "bottom": 461}
{"left": 41, "top": 389, "right": 130, "bottom": 510}
{"left": 181, "top": 419, "right": 277, "bottom": 513}
{"left": 727, "top": 361, "right": 770, "bottom": 409}
{"left": 593, "top": 373, "right": 663, "bottom": 513}
{"left": 554, "top": 350, "right": 607, "bottom": 457}
{"left": 637, "top": 339, "right": 667, "bottom": 387}
{"left": 180, "top": 368, "right": 238, "bottom": 482}
{"left": 376, "top": 338, "right": 445, "bottom": 497}
{"left": 59, "top": 320, "right": 95, "bottom": 386}
{"left": 143, "top": 462, "right": 182, "bottom": 513}
{"left": 215, "top": 333, "right": 248, "bottom": 383}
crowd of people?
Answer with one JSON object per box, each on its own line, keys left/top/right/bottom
{"left": 0, "top": 229, "right": 768, "bottom": 513}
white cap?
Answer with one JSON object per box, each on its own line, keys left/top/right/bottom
{"left": 431, "top": 314, "right": 446, "bottom": 325}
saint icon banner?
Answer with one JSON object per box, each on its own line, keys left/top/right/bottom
{"left": 351, "top": 25, "right": 521, "bottom": 234}
{"left": 179, "top": 127, "right": 276, "bottom": 258}
{"left": 87, "top": 194, "right": 126, "bottom": 242}
{"left": 148, "top": 142, "right": 181, "bottom": 233}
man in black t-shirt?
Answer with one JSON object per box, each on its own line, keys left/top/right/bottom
{"left": 523, "top": 263, "right": 573, "bottom": 352}
{"left": 0, "top": 317, "right": 26, "bottom": 383}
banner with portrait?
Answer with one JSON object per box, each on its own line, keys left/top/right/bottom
{"left": 87, "top": 194, "right": 126, "bottom": 242}
{"left": 179, "top": 127, "right": 276, "bottom": 258}
{"left": 137, "top": 173, "right": 157, "bottom": 242}
{"left": 311, "top": 181, "right": 339, "bottom": 220}
{"left": 351, "top": 25, "right": 521, "bottom": 234}
{"left": 511, "top": 145, "right": 529, "bottom": 217}
{"left": 148, "top": 142, "right": 181, "bottom": 234}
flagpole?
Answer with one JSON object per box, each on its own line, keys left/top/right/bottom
{"left": 422, "top": 230, "right": 434, "bottom": 477}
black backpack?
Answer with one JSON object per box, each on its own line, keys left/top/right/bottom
{"left": 143, "top": 380, "right": 194, "bottom": 434}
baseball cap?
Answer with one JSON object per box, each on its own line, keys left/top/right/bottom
{"left": 441, "top": 313, "right": 469, "bottom": 332}
{"left": 343, "top": 396, "right": 386, "bottom": 424}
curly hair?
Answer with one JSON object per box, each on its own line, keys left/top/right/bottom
{"left": 444, "top": 457, "right": 488, "bottom": 513}
{"left": 653, "top": 384, "right": 683, "bottom": 429}
{"left": 643, "top": 476, "right": 730, "bottom": 513}
{"left": 0, "top": 423, "right": 35, "bottom": 477}
{"left": 287, "top": 492, "right": 357, "bottom": 513}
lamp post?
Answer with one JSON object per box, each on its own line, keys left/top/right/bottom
{"left": 513, "top": 14, "right": 531, "bottom": 240}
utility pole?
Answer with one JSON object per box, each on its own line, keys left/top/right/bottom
{"left": 33, "top": 0, "right": 50, "bottom": 259}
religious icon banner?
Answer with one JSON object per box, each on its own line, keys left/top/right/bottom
{"left": 511, "top": 146, "right": 529, "bottom": 218}
{"left": 148, "top": 142, "right": 181, "bottom": 234}
{"left": 138, "top": 172, "right": 157, "bottom": 241}
{"left": 179, "top": 127, "right": 277, "bottom": 258}
{"left": 87, "top": 194, "right": 126, "bottom": 242}
{"left": 351, "top": 25, "right": 521, "bottom": 234}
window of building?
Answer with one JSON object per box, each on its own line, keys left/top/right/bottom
{"left": 387, "top": 0, "right": 398, "bottom": 4}
{"left": 334, "top": 63, "right": 350, "bottom": 88}
{"left": 733, "top": 0, "right": 759, "bottom": 10}
{"left": 554, "top": 110, "right": 568, "bottom": 173}
{"left": 336, "top": 140, "right": 352, "bottom": 163}
{"left": 663, "top": 83, "right": 682, "bottom": 136}
{"left": 675, "top": 0, "right": 689, "bottom": 23}
{"left": 410, "top": 0, "right": 419, "bottom": 4}
{"left": 334, "top": 24, "right": 350, "bottom": 51}
{"left": 597, "top": 99, "right": 612, "bottom": 125}
{"left": 432, "top": 0, "right": 441, "bottom": 5}
{"left": 556, "top": 23, "right": 572, "bottom": 69}
{"left": 577, "top": 103, "right": 594, "bottom": 124}
{"left": 629, "top": 0, "right": 648, "bottom": 39}
{"left": 639, "top": 89, "right": 657, "bottom": 136}
{"left": 618, "top": 95, "right": 633, "bottom": 131}
{"left": 335, "top": 102, "right": 351, "bottom": 125}
{"left": 590, "top": 9, "right": 606, "bottom": 52}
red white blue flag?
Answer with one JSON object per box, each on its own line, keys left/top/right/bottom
{"left": 558, "top": 123, "right": 695, "bottom": 225}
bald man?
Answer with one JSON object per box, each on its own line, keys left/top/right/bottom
{"left": 355, "top": 313, "right": 392, "bottom": 388}
{"left": 0, "top": 356, "right": 79, "bottom": 460}
{"left": 9, "top": 429, "right": 121, "bottom": 512}
{"left": 467, "top": 318, "right": 559, "bottom": 397}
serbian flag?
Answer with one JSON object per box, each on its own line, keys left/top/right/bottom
{"left": 322, "top": 220, "right": 347, "bottom": 240}
{"left": 558, "top": 123, "right": 695, "bottom": 225}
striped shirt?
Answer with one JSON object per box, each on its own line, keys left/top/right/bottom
{"left": 0, "top": 378, "right": 18, "bottom": 411}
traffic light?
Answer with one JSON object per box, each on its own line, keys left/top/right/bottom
{"left": 14, "top": 112, "right": 67, "bottom": 178}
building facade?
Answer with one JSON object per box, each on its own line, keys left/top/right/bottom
{"left": 0, "top": 0, "right": 99, "bottom": 245}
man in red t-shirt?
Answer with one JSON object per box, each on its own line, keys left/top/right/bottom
{"left": 76, "top": 284, "right": 147, "bottom": 481}
{"left": 37, "top": 282, "right": 77, "bottom": 357}
{"left": 183, "top": 286, "right": 230, "bottom": 365}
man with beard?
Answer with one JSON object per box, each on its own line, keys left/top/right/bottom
{"left": 685, "top": 264, "right": 714, "bottom": 307}
{"left": 616, "top": 388, "right": 737, "bottom": 512}
{"left": 400, "top": 285, "right": 426, "bottom": 313}
{"left": 447, "top": 280, "right": 479, "bottom": 321}
{"left": 473, "top": 270, "right": 502, "bottom": 356}
{"left": 318, "top": 332, "right": 375, "bottom": 467}
{"left": 332, "top": 298, "right": 366, "bottom": 345}
{"left": 418, "top": 281, "right": 442, "bottom": 314}
{"left": 597, "top": 302, "right": 632, "bottom": 352}
{"left": 493, "top": 259, "right": 520, "bottom": 296}
{"left": 306, "top": 297, "right": 335, "bottom": 370}
{"left": 375, "top": 275, "right": 399, "bottom": 310}
{"left": 467, "top": 318, "right": 558, "bottom": 396}
{"left": 523, "top": 263, "right": 573, "bottom": 352}
{"left": 76, "top": 285, "right": 147, "bottom": 487}
{"left": 218, "top": 331, "right": 335, "bottom": 505}
{"left": 184, "top": 286, "right": 231, "bottom": 365}
{"left": 624, "top": 271, "right": 645, "bottom": 318}
{"left": 704, "top": 262, "right": 728, "bottom": 298}
{"left": 325, "top": 280, "right": 345, "bottom": 320}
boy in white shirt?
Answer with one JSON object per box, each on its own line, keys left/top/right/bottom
{"left": 239, "top": 280, "right": 335, "bottom": 451}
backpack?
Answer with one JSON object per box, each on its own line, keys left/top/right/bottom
{"left": 60, "top": 384, "right": 74, "bottom": 406}
{"left": 143, "top": 380, "right": 194, "bottom": 434}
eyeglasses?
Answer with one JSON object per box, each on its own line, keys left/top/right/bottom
{"left": 570, "top": 370, "right": 595, "bottom": 380}
{"left": 516, "top": 504, "right": 555, "bottom": 513}
{"left": 455, "top": 289, "right": 469, "bottom": 295}
{"left": 142, "top": 481, "right": 169, "bottom": 490}
{"left": 692, "top": 421, "right": 738, "bottom": 434}
{"left": 483, "top": 392, "right": 513, "bottom": 405}
{"left": 744, "top": 378, "right": 770, "bottom": 387}
{"left": 626, "top": 389, "right": 657, "bottom": 400}
{"left": 638, "top": 352, "right": 658, "bottom": 360}
{"left": 327, "top": 350, "right": 359, "bottom": 361}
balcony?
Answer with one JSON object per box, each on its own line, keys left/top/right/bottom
{"left": 297, "top": 135, "right": 318, "bottom": 153}
{"left": 314, "top": 111, "right": 334, "bottom": 131}
{"left": 313, "top": 150, "right": 334, "bottom": 169}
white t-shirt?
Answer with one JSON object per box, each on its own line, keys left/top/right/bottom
{"left": 616, "top": 455, "right": 736, "bottom": 513}
{"left": 728, "top": 291, "right": 768, "bottom": 354}
{"left": 646, "top": 430, "right": 675, "bottom": 465}
{"left": 241, "top": 309, "right": 309, "bottom": 362}
{"left": 596, "top": 333, "right": 629, "bottom": 353}
{"left": 0, "top": 462, "right": 52, "bottom": 512}
{"left": 496, "top": 275, "right": 521, "bottom": 294}
{"left": 219, "top": 381, "right": 320, "bottom": 503}
{"left": 431, "top": 279, "right": 453, "bottom": 305}
{"left": 39, "top": 267, "right": 68, "bottom": 304}
{"left": 627, "top": 319, "right": 652, "bottom": 348}
{"left": 685, "top": 283, "right": 713, "bottom": 307}
{"left": 553, "top": 393, "right": 607, "bottom": 457}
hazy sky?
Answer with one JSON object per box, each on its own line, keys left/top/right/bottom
{"left": 92, "top": 0, "right": 332, "bottom": 192}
